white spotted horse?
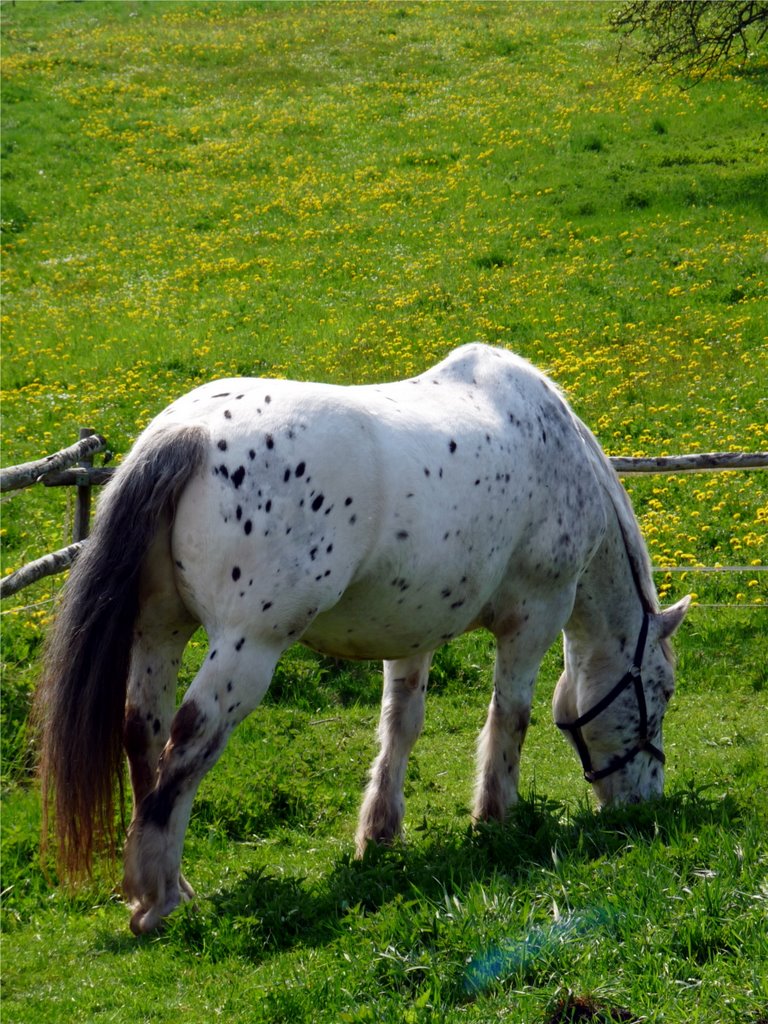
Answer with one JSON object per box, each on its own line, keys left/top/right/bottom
{"left": 36, "top": 343, "right": 689, "bottom": 934}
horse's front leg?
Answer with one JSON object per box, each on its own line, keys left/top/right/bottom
{"left": 123, "top": 640, "right": 281, "bottom": 934}
{"left": 355, "top": 652, "right": 432, "bottom": 856}
{"left": 474, "top": 598, "right": 570, "bottom": 822}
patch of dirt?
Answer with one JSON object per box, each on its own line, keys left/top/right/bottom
{"left": 546, "top": 993, "right": 640, "bottom": 1024}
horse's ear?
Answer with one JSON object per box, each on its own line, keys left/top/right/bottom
{"left": 656, "top": 595, "right": 692, "bottom": 639}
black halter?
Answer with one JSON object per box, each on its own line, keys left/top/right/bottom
{"left": 555, "top": 609, "right": 665, "bottom": 784}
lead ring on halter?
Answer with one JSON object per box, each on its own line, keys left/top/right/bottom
{"left": 555, "top": 612, "right": 665, "bottom": 783}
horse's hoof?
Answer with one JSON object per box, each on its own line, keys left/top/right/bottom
{"left": 129, "top": 905, "right": 149, "bottom": 935}
{"left": 129, "top": 903, "right": 165, "bottom": 935}
{"left": 179, "top": 873, "right": 196, "bottom": 901}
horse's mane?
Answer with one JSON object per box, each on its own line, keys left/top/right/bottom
{"left": 573, "top": 419, "right": 660, "bottom": 616}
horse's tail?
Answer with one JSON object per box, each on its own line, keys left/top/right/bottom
{"left": 35, "top": 424, "right": 208, "bottom": 882}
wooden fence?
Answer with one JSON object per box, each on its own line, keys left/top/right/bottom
{"left": 1, "top": 429, "right": 110, "bottom": 599}
{"left": 1, "top": 430, "right": 766, "bottom": 602}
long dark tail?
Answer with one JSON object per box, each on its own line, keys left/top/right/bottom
{"left": 35, "top": 425, "right": 208, "bottom": 882}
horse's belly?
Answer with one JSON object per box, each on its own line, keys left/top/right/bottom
{"left": 300, "top": 597, "right": 478, "bottom": 661}
{"left": 298, "top": 549, "right": 498, "bottom": 660}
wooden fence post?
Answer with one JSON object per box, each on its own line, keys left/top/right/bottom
{"left": 73, "top": 427, "right": 95, "bottom": 542}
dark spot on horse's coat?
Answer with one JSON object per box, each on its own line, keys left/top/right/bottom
{"left": 345, "top": 496, "right": 353, "bottom": 505}
{"left": 124, "top": 706, "right": 148, "bottom": 757}
{"left": 265, "top": 500, "right": 272, "bottom": 513}
{"left": 212, "top": 392, "right": 231, "bottom": 399}
{"left": 232, "top": 566, "right": 241, "bottom": 581}
{"left": 227, "top": 681, "right": 233, "bottom": 692}
{"left": 171, "top": 700, "right": 200, "bottom": 746}
{"left": 441, "top": 588, "right": 452, "bottom": 598}
{"left": 249, "top": 449, "right": 256, "bottom": 460}
{"left": 349, "top": 514, "right": 357, "bottom": 524}
{"left": 310, "top": 547, "right": 318, "bottom": 560}
{"left": 244, "top": 520, "right": 252, "bottom": 535}
{"left": 217, "top": 440, "right": 228, "bottom": 451}
{"left": 284, "top": 468, "right": 291, "bottom": 482}
{"left": 312, "top": 493, "right": 325, "bottom": 512}
{"left": 266, "top": 434, "right": 274, "bottom": 450}
{"left": 262, "top": 601, "right": 273, "bottom": 611}
{"left": 265, "top": 394, "right": 271, "bottom": 403}
{"left": 232, "top": 466, "right": 245, "bottom": 488}
{"left": 396, "top": 530, "right": 409, "bottom": 540}
{"left": 201, "top": 731, "right": 225, "bottom": 763}
{"left": 451, "top": 600, "right": 465, "bottom": 610}
{"left": 449, "top": 440, "right": 457, "bottom": 453}
{"left": 236, "top": 505, "right": 242, "bottom": 521}
{"left": 235, "top": 638, "right": 245, "bottom": 651}
{"left": 327, "top": 544, "right": 333, "bottom": 553}
{"left": 296, "top": 461, "right": 306, "bottom": 477}
{"left": 219, "top": 464, "right": 229, "bottom": 479}
{"left": 224, "top": 410, "right": 232, "bottom": 420}
{"left": 175, "top": 560, "right": 185, "bottom": 570}
{"left": 209, "top": 649, "right": 217, "bottom": 660}
{"left": 142, "top": 782, "right": 178, "bottom": 829}
{"left": 424, "top": 468, "right": 431, "bottom": 477}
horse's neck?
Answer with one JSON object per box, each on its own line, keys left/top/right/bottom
{"left": 566, "top": 485, "right": 652, "bottom": 664}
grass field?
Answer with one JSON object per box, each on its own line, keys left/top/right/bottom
{"left": 1, "top": 3, "right": 767, "bottom": 1022}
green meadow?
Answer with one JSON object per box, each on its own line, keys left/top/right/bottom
{"left": 1, "top": 3, "right": 766, "bottom": 1022}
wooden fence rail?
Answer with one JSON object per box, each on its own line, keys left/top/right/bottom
{"left": 610, "top": 451, "right": 768, "bottom": 474}
{"left": 1, "top": 434, "right": 766, "bottom": 601}
{"left": 0, "top": 432, "right": 107, "bottom": 493}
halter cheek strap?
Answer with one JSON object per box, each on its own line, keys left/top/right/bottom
{"left": 555, "top": 613, "right": 666, "bottom": 784}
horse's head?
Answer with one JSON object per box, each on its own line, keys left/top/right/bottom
{"left": 553, "top": 596, "right": 690, "bottom": 805}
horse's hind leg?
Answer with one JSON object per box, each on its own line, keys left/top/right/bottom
{"left": 123, "top": 604, "right": 197, "bottom": 899}
{"left": 123, "top": 530, "right": 198, "bottom": 818}
{"left": 122, "top": 537, "right": 199, "bottom": 909}
{"left": 124, "top": 614, "right": 197, "bottom": 818}
{"left": 355, "top": 652, "right": 432, "bottom": 857}
{"left": 123, "top": 639, "right": 282, "bottom": 934}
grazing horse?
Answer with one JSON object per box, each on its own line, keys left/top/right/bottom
{"left": 36, "top": 344, "right": 689, "bottom": 934}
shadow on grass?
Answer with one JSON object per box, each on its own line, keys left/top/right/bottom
{"left": 161, "top": 782, "right": 744, "bottom": 963}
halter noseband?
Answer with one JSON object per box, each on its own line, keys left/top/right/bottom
{"left": 555, "top": 611, "right": 666, "bottom": 783}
